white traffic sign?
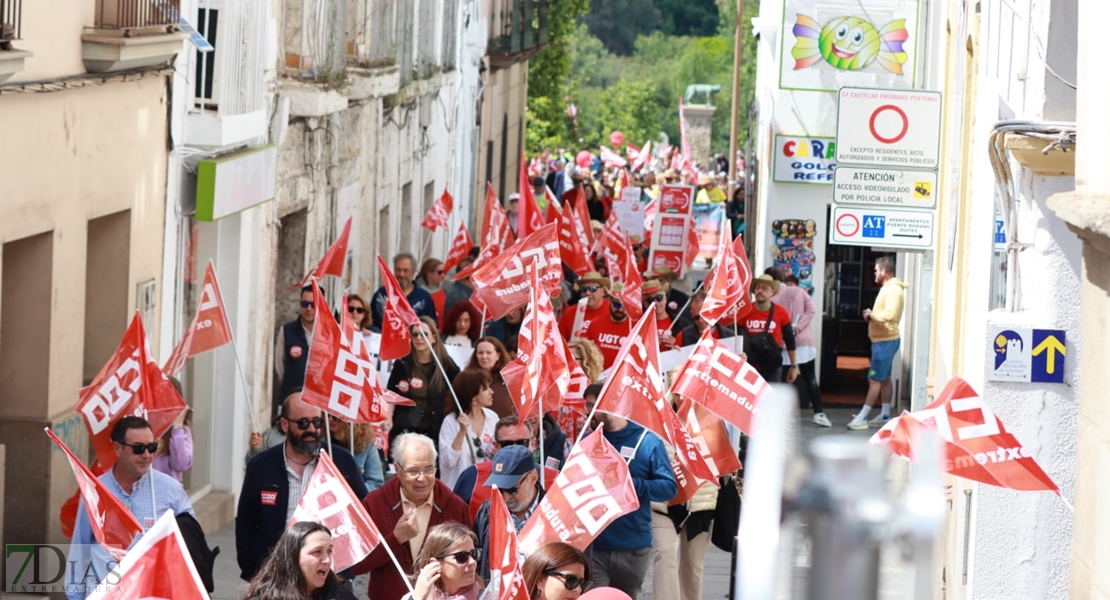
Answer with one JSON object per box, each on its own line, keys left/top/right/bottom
{"left": 833, "top": 167, "right": 937, "bottom": 208}
{"left": 836, "top": 88, "right": 942, "bottom": 169}
{"left": 830, "top": 206, "right": 936, "bottom": 250}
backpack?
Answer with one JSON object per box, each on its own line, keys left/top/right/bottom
{"left": 745, "top": 305, "right": 783, "bottom": 376}
{"left": 176, "top": 512, "right": 220, "bottom": 594}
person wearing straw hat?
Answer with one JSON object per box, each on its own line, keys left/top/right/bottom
{"left": 581, "top": 283, "right": 633, "bottom": 369}
{"left": 738, "top": 275, "right": 799, "bottom": 384}
{"left": 559, "top": 271, "right": 611, "bottom": 340}
{"left": 642, "top": 280, "right": 676, "bottom": 350}
{"left": 644, "top": 265, "right": 689, "bottom": 321}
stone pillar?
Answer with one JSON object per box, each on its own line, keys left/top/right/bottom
{"left": 682, "top": 104, "right": 717, "bottom": 170}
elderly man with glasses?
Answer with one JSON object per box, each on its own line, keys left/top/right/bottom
{"left": 352, "top": 433, "right": 471, "bottom": 600}
{"left": 66, "top": 416, "right": 195, "bottom": 600}
{"left": 236, "top": 391, "right": 368, "bottom": 582}
{"left": 472, "top": 445, "right": 547, "bottom": 581}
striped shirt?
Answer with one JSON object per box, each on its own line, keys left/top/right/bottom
{"left": 284, "top": 445, "right": 318, "bottom": 522}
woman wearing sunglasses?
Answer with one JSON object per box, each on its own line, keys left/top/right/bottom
{"left": 522, "top": 542, "right": 593, "bottom": 600}
{"left": 406, "top": 522, "right": 484, "bottom": 600}
{"left": 437, "top": 369, "right": 498, "bottom": 489}
{"left": 241, "top": 521, "right": 356, "bottom": 600}
{"left": 346, "top": 294, "right": 373, "bottom": 334}
{"left": 387, "top": 316, "right": 460, "bottom": 444}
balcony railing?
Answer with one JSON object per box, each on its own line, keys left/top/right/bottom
{"left": 95, "top": 0, "right": 180, "bottom": 32}
{"left": 1, "top": 0, "right": 22, "bottom": 45}
{"left": 488, "top": 0, "right": 548, "bottom": 66}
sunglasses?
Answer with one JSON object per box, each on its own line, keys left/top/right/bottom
{"left": 117, "top": 441, "right": 159, "bottom": 455}
{"left": 347, "top": 305, "right": 366, "bottom": 314}
{"left": 609, "top": 298, "right": 623, "bottom": 309}
{"left": 544, "top": 570, "right": 593, "bottom": 592}
{"left": 472, "top": 438, "right": 487, "bottom": 460}
{"left": 300, "top": 301, "right": 315, "bottom": 309}
{"left": 497, "top": 438, "right": 530, "bottom": 448}
{"left": 580, "top": 285, "right": 601, "bottom": 293}
{"left": 647, "top": 295, "right": 666, "bottom": 303}
{"left": 438, "top": 549, "right": 481, "bottom": 564}
{"left": 287, "top": 417, "right": 324, "bottom": 430}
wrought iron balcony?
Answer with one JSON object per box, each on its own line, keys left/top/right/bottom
{"left": 488, "top": 0, "right": 549, "bottom": 70}
{"left": 94, "top": 0, "right": 180, "bottom": 32}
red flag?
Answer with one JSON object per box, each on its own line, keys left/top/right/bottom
{"left": 517, "top": 428, "right": 640, "bottom": 554}
{"left": 85, "top": 511, "right": 209, "bottom": 600}
{"left": 592, "top": 213, "right": 633, "bottom": 269}
{"left": 870, "top": 378, "right": 1059, "bottom": 493}
{"left": 667, "top": 400, "right": 741, "bottom": 505}
{"left": 670, "top": 329, "right": 769, "bottom": 435}
{"left": 487, "top": 485, "right": 528, "bottom": 600}
{"left": 303, "top": 285, "right": 392, "bottom": 424}
{"left": 421, "top": 188, "right": 454, "bottom": 232}
{"left": 443, "top": 223, "right": 474, "bottom": 274}
{"left": 45, "top": 429, "right": 142, "bottom": 560}
{"left": 631, "top": 141, "right": 652, "bottom": 171}
{"left": 569, "top": 186, "right": 595, "bottom": 249}
{"left": 558, "top": 198, "right": 593, "bottom": 276}
{"left": 470, "top": 222, "right": 563, "bottom": 320}
{"left": 455, "top": 184, "right": 515, "bottom": 281}
{"left": 592, "top": 311, "right": 714, "bottom": 482}
{"left": 163, "top": 261, "right": 234, "bottom": 375}
{"left": 518, "top": 155, "right": 546, "bottom": 238}
{"left": 290, "top": 451, "right": 383, "bottom": 571}
{"left": 683, "top": 214, "right": 700, "bottom": 270}
{"left": 605, "top": 233, "right": 644, "bottom": 322}
{"left": 642, "top": 198, "right": 657, "bottom": 241}
{"left": 699, "top": 235, "right": 753, "bottom": 326}
{"left": 292, "top": 217, "right": 352, "bottom": 289}
{"left": 377, "top": 255, "right": 422, "bottom": 361}
{"left": 501, "top": 264, "right": 570, "bottom": 419}
{"left": 599, "top": 146, "right": 628, "bottom": 167}
{"left": 545, "top": 192, "right": 561, "bottom": 224}
{"left": 76, "top": 313, "right": 188, "bottom": 466}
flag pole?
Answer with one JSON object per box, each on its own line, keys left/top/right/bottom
{"left": 414, "top": 327, "right": 476, "bottom": 463}
{"left": 671, "top": 281, "right": 705, "bottom": 325}
{"left": 230, "top": 341, "right": 260, "bottom": 432}
{"left": 626, "top": 427, "right": 650, "bottom": 462}
{"left": 325, "top": 414, "right": 334, "bottom": 458}
{"left": 538, "top": 397, "right": 546, "bottom": 488}
{"left": 349, "top": 421, "right": 355, "bottom": 454}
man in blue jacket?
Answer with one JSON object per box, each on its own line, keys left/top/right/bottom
{"left": 588, "top": 407, "right": 678, "bottom": 599}
{"left": 236, "top": 391, "right": 369, "bottom": 581}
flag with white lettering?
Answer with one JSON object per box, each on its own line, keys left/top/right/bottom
{"left": 518, "top": 155, "right": 546, "bottom": 239}
{"left": 76, "top": 312, "right": 188, "bottom": 466}
{"left": 667, "top": 399, "right": 740, "bottom": 505}
{"left": 592, "top": 213, "right": 632, "bottom": 270}
{"left": 46, "top": 429, "right": 142, "bottom": 560}
{"left": 377, "top": 256, "right": 422, "bottom": 361}
{"left": 292, "top": 217, "right": 352, "bottom": 289}
{"left": 605, "top": 233, "right": 644, "bottom": 322}
{"left": 870, "top": 378, "right": 1059, "bottom": 493}
{"left": 454, "top": 184, "right": 514, "bottom": 281}
{"left": 421, "top": 188, "right": 454, "bottom": 232}
{"left": 558, "top": 197, "right": 593, "bottom": 276}
{"left": 670, "top": 329, "right": 769, "bottom": 435}
{"left": 501, "top": 264, "right": 570, "bottom": 419}
{"left": 290, "top": 451, "right": 383, "bottom": 572}
{"left": 699, "top": 234, "right": 752, "bottom": 326}
{"left": 85, "top": 510, "right": 209, "bottom": 600}
{"left": 443, "top": 223, "right": 474, "bottom": 275}
{"left": 163, "top": 261, "right": 234, "bottom": 375}
{"left": 470, "top": 222, "right": 563, "bottom": 320}
{"left": 517, "top": 428, "right": 639, "bottom": 554}
{"left": 303, "top": 283, "right": 392, "bottom": 423}
{"left": 487, "top": 486, "right": 528, "bottom": 600}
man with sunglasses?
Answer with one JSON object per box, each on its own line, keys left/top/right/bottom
{"left": 274, "top": 284, "right": 319, "bottom": 403}
{"left": 641, "top": 280, "right": 677, "bottom": 350}
{"left": 581, "top": 284, "right": 633, "bottom": 368}
{"left": 67, "top": 417, "right": 195, "bottom": 600}
{"left": 559, "top": 271, "right": 611, "bottom": 340}
{"left": 452, "top": 416, "right": 559, "bottom": 518}
{"left": 236, "top": 391, "right": 368, "bottom": 582}
{"left": 473, "top": 445, "right": 546, "bottom": 581}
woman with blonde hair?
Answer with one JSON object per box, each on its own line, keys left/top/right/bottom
{"left": 557, "top": 339, "right": 604, "bottom": 442}
{"left": 327, "top": 415, "right": 385, "bottom": 492}
{"left": 405, "top": 522, "right": 484, "bottom": 600}
{"left": 521, "top": 542, "right": 593, "bottom": 600}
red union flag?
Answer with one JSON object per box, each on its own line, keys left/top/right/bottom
{"left": 605, "top": 233, "right": 644, "bottom": 322}
{"left": 517, "top": 428, "right": 639, "bottom": 554}
{"left": 487, "top": 487, "right": 528, "bottom": 600}
{"left": 377, "top": 255, "right": 422, "bottom": 361}
{"left": 592, "top": 214, "right": 631, "bottom": 269}
{"left": 501, "top": 264, "right": 570, "bottom": 419}
{"left": 870, "top": 378, "right": 1059, "bottom": 493}
{"left": 443, "top": 223, "right": 474, "bottom": 275}
{"left": 631, "top": 140, "right": 651, "bottom": 171}
{"left": 85, "top": 511, "right": 209, "bottom": 600}
{"left": 293, "top": 217, "right": 352, "bottom": 289}
{"left": 518, "top": 154, "right": 546, "bottom": 238}
{"left": 163, "top": 261, "right": 234, "bottom": 375}
{"left": 667, "top": 400, "right": 741, "bottom": 505}
{"left": 700, "top": 234, "right": 753, "bottom": 326}
{"left": 455, "top": 184, "right": 514, "bottom": 282}
{"left": 303, "top": 284, "right": 391, "bottom": 424}
{"left": 558, "top": 198, "right": 592, "bottom": 276}
{"left": 46, "top": 429, "right": 142, "bottom": 560}
{"left": 670, "top": 329, "right": 769, "bottom": 435}
{"left": 471, "top": 222, "right": 562, "bottom": 320}
{"left": 77, "top": 313, "right": 188, "bottom": 466}
{"left": 421, "top": 188, "right": 454, "bottom": 232}
{"left": 290, "top": 451, "right": 383, "bottom": 572}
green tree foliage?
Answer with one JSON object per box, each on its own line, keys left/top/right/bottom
{"left": 655, "top": 0, "right": 720, "bottom": 37}
{"left": 581, "top": 0, "right": 661, "bottom": 56}
{"left": 526, "top": 0, "right": 591, "bottom": 152}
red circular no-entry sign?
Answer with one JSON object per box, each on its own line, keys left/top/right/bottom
{"left": 869, "top": 105, "right": 909, "bottom": 144}
{"left": 836, "top": 213, "right": 861, "bottom": 238}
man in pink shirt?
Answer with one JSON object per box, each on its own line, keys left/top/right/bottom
{"left": 767, "top": 268, "right": 831, "bottom": 427}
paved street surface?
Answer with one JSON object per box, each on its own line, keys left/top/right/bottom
{"left": 210, "top": 408, "right": 909, "bottom": 600}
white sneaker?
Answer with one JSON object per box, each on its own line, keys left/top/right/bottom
{"left": 812, "top": 413, "right": 832, "bottom": 427}
{"left": 868, "top": 414, "right": 891, "bottom": 427}
{"left": 846, "top": 417, "right": 869, "bottom": 430}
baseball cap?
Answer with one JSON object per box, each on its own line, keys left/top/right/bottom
{"left": 484, "top": 445, "right": 534, "bottom": 488}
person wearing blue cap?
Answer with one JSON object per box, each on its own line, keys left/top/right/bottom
{"left": 472, "top": 445, "right": 545, "bottom": 581}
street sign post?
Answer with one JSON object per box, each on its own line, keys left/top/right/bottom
{"left": 830, "top": 206, "right": 936, "bottom": 250}
{"left": 833, "top": 167, "right": 938, "bottom": 208}
{"left": 835, "top": 88, "right": 943, "bottom": 169}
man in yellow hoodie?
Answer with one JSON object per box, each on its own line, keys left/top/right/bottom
{"left": 847, "top": 256, "right": 909, "bottom": 430}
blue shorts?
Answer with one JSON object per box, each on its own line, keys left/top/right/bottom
{"left": 868, "top": 339, "right": 900, "bottom": 381}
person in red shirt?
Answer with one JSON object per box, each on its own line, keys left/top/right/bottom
{"left": 674, "top": 288, "right": 737, "bottom": 347}
{"left": 583, "top": 285, "right": 633, "bottom": 368}
{"left": 739, "top": 275, "right": 799, "bottom": 383}
{"left": 642, "top": 279, "right": 676, "bottom": 350}
{"left": 559, "top": 271, "right": 611, "bottom": 340}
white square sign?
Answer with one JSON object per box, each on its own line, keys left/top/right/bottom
{"left": 836, "top": 87, "right": 942, "bottom": 169}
